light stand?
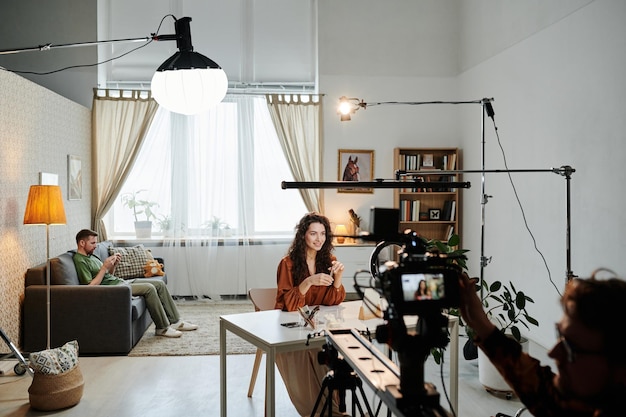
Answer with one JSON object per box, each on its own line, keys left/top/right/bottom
{"left": 288, "top": 95, "right": 577, "bottom": 284}
{"left": 23, "top": 185, "right": 67, "bottom": 349}
{"left": 0, "top": 16, "right": 228, "bottom": 115}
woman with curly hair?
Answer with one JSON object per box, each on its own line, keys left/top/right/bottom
{"left": 274, "top": 212, "right": 346, "bottom": 416}
{"left": 275, "top": 212, "right": 346, "bottom": 311}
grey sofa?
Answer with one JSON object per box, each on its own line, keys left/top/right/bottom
{"left": 22, "top": 241, "right": 167, "bottom": 355}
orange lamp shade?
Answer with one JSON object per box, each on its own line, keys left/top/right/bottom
{"left": 23, "top": 185, "right": 67, "bottom": 225}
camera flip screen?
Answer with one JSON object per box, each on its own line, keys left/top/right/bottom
{"left": 401, "top": 273, "right": 446, "bottom": 301}
{"left": 390, "top": 268, "right": 460, "bottom": 315}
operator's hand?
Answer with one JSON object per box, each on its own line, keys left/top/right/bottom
{"left": 458, "top": 273, "right": 496, "bottom": 340}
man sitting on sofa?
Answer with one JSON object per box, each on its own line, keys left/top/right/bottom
{"left": 73, "top": 229, "right": 198, "bottom": 338}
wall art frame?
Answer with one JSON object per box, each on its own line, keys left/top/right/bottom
{"left": 337, "top": 149, "right": 374, "bottom": 193}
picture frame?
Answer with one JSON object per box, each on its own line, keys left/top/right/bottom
{"left": 67, "top": 155, "right": 82, "bottom": 200}
{"left": 422, "top": 153, "right": 434, "bottom": 167}
{"left": 338, "top": 149, "right": 374, "bottom": 193}
{"left": 428, "top": 208, "right": 441, "bottom": 220}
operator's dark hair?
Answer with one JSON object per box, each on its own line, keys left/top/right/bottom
{"left": 76, "top": 229, "right": 98, "bottom": 244}
{"left": 562, "top": 269, "right": 626, "bottom": 364}
{"left": 287, "top": 212, "right": 334, "bottom": 286}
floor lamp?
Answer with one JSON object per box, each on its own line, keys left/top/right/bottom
{"left": 23, "top": 185, "right": 67, "bottom": 350}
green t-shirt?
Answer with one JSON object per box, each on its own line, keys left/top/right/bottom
{"left": 73, "top": 252, "right": 125, "bottom": 285}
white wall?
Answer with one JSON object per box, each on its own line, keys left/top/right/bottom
{"left": 459, "top": 0, "right": 626, "bottom": 348}
{"left": 319, "top": 0, "right": 626, "bottom": 350}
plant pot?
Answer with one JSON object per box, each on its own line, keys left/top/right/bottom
{"left": 478, "top": 335, "right": 529, "bottom": 396}
{"left": 134, "top": 221, "right": 153, "bottom": 239}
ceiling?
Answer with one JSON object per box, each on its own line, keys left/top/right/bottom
{"left": 99, "top": 0, "right": 316, "bottom": 91}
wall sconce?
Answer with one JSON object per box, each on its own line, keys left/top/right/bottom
{"left": 0, "top": 16, "right": 228, "bottom": 115}
{"left": 337, "top": 96, "right": 368, "bottom": 121}
{"left": 335, "top": 224, "right": 348, "bottom": 244}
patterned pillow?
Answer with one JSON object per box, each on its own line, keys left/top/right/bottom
{"left": 29, "top": 340, "right": 79, "bottom": 375}
{"left": 108, "top": 245, "right": 150, "bottom": 279}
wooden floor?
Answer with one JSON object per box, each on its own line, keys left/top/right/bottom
{"left": 0, "top": 336, "right": 548, "bottom": 417}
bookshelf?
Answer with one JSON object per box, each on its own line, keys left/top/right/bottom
{"left": 394, "top": 147, "right": 460, "bottom": 242}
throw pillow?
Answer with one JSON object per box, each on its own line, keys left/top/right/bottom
{"left": 143, "top": 260, "right": 165, "bottom": 277}
{"left": 29, "top": 340, "right": 79, "bottom": 375}
{"left": 108, "top": 245, "right": 150, "bottom": 279}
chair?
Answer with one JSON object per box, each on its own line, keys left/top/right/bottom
{"left": 247, "top": 288, "right": 278, "bottom": 398}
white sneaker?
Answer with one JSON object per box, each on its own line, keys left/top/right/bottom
{"left": 156, "top": 327, "right": 182, "bottom": 338}
{"left": 172, "top": 320, "right": 198, "bottom": 331}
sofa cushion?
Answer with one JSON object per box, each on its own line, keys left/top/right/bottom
{"left": 50, "top": 252, "right": 80, "bottom": 285}
{"left": 108, "top": 245, "right": 150, "bottom": 279}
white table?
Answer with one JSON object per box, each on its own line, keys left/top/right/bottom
{"left": 219, "top": 300, "right": 458, "bottom": 416}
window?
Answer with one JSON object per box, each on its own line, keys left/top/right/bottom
{"left": 107, "top": 95, "right": 307, "bottom": 237}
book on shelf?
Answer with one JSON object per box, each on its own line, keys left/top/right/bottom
{"left": 441, "top": 200, "right": 456, "bottom": 221}
{"left": 447, "top": 153, "right": 457, "bottom": 170}
{"left": 445, "top": 225, "right": 454, "bottom": 241}
{"left": 400, "top": 199, "right": 421, "bottom": 221}
{"left": 449, "top": 200, "right": 456, "bottom": 221}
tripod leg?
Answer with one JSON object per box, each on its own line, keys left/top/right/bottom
{"left": 310, "top": 375, "right": 335, "bottom": 417}
{"left": 356, "top": 384, "right": 375, "bottom": 417}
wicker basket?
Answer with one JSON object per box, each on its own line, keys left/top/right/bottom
{"left": 28, "top": 364, "right": 84, "bottom": 411}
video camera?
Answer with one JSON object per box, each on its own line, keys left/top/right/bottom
{"left": 349, "top": 207, "right": 466, "bottom": 416}
{"left": 361, "top": 207, "right": 464, "bottom": 318}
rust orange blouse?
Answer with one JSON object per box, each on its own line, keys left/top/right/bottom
{"left": 274, "top": 255, "right": 346, "bottom": 311}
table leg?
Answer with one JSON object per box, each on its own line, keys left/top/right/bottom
{"left": 449, "top": 318, "right": 459, "bottom": 416}
{"left": 220, "top": 319, "right": 227, "bottom": 417}
{"left": 265, "top": 348, "right": 275, "bottom": 417}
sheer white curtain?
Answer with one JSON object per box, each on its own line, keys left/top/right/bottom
{"left": 91, "top": 89, "right": 159, "bottom": 239}
{"left": 266, "top": 94, "right": 323, "bottom": 213}
{"left": 161, "top": 98, "right": 253, "bottom": 299}
{"left": 110, "top": 94, "right": 308, "bottom": 298}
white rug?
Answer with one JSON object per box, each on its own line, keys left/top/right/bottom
{"left": 128, "top": 300, "right": 257, "bottom": 356}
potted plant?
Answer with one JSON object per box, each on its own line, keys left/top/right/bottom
{"left": 202, "top": 216, "right": 229, "bottom": 236}
{"left": 121, "top": 190, "right": 158, "bottom": 238}
{"left": 422, "top": 234, "right": 539, "bottom": 379}
{"left": 156, "top": 214, "right": 172, "bottom": 237}
{"left": 474, "top": 279, "right": 538, "bottom": 393}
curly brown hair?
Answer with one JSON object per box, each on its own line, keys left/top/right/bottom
{"left": 562, "top": 269, "right": 626, "bottom": 364}
{"left": 288, "top": 213, "right": 334, "bottom": 286}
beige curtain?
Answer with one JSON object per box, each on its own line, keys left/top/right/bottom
{"left": 91, "top": 89, "right": 159, "bottom": 239}
{"left": 266, "top": 94, "right": 323, "bottom": 213}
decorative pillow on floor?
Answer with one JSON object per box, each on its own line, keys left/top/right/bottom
{"left": 108, "top": 244, "right": 150, "bottom": 279}
{"left": 29, "top": 340, "right": 79, "bottom": 375}
{"left": 28, "top": 340, "right": 84, "bottom": 411}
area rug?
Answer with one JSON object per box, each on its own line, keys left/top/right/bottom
{"left": 128, "top": 300, "right": 257, "bottom": 356}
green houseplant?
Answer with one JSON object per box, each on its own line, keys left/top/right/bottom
{"left": 426, "top": 234, "right": 539, "bottom": 394}
{"left": 422, "top": 234, "right": 538, "bottom": 365}
{"left": 121, "top": 190, "right": 159, "bottom": 238}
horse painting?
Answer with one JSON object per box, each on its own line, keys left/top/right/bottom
{"left": 342, "top": 156, "right": 360, "bottom": 182}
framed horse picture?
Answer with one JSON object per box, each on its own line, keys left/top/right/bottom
{"left": 338, "top": 149, "right": 374, "bottom": 193}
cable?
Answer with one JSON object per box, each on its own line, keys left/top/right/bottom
{"left": 0, "top": 14, "right": 176, "bottom": 76}
{"left": 437, "top": 350, "right": 457, "bottom": 417}
{"left": 489, "top": 118, "right": 562, "bottom": 297}
{"left": 2, "top": 40, "right": 153, "bottom": 75}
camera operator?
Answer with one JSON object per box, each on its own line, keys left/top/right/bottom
{"left": 458, "top": 271, "right": 626, "bottom": 417}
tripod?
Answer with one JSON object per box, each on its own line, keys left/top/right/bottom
{"left": 311, "top": 366, "right": 374, "bottom": 417}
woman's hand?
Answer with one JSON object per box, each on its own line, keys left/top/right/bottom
{"left": 329, "top": 261, "right": 344, "bottom": 279}
{"left": 308, "top": 273, "right": 334, "bottom": 287}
